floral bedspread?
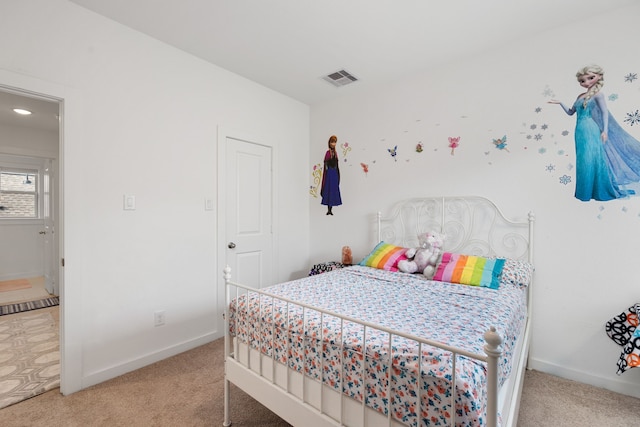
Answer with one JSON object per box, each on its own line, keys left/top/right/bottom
{"left": 228, "top": 265, "right": 527, "bottom": 427}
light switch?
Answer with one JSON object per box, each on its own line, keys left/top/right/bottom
{"left": 205, "top": 197, "right": 214, "bottom": 211}
{"left": 123, "top": 195, "right": 136, "bottom": 210}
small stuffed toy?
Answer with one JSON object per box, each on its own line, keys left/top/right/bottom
{"left": 398, "top": 231, "right": 445, "bottom": 278}
{"left": 341, "top": 246, "right": 353, "bottom": 265}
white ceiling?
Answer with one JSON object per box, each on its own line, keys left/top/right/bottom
{"left": 0, "top": 88, "right": 59, "bottom": 133}
{"left": 0, "top": 0, "right": 635, "bottom": 133}
{"left": 68, "top": 0, "right": 635, "bottom": 106}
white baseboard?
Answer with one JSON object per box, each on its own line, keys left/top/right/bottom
{"left": 80, "top": 332, "right": 217, "bottom": 390}
{"left": 528, "top": 357, "right": 640, "bottom": 399}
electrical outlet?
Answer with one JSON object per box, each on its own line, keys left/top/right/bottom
{"left": 154, "top": 310, "right": 166, "bottom": 327}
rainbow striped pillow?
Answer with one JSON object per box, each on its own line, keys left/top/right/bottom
{"left": 433, "top": 252, "right": 505, "bottom": 289}
{"left": 359, "top": 241, "right": 408, "bottom": 272}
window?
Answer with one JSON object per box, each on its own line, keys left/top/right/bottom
{"left": 0, "top": 168, "right": 38, "bottom": 218}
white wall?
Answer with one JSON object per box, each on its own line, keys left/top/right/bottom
{"left": 310, "top": 4, "right": 640, "bottom": 397}
{"left": 0, "top": 124, "right": 57, "bottom": 159}
{"left": 0, "top": 220, "right": 44, "bottom": 280}
{"left": 0, "top": 0, "right": 310, "bottom": 393}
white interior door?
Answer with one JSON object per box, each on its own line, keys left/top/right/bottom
{"left": 224, "top": 136, "right": 273, "bottom": 289}
{"left": 42, "top": 158, "right": 55, "bottom": 294}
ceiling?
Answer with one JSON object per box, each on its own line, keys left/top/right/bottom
{"left": 0, "top": 89, "right": 59, "bottom": 133}
{"left": 68, "top": 0, "right": 635, "bottom": 106}
{"left": 0, "top": 0, "right": 635, "bottom": 133}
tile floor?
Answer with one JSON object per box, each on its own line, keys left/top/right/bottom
{"left": 0, "top": 276, "right": 52, "bottom": 305}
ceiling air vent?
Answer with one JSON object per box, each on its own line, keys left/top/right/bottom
{"left": 322, "top": 69, "right": 358, "bottom": 87}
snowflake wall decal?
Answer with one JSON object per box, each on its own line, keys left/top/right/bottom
{"left": 559, "top": 175, "right": 572, "bottom": 185}
{"left": 624, "top": 73, "right": 638, "bottom": 83}
{"left": 624, "top": 110, "right": 640, "bottom": 126}
{"left": 545, "top": 164, "right": 556, "bottom": 172}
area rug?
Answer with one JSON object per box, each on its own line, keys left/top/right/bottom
{"left": 0, "top": 297, "right": 59, "bottom": 316}
{"left": 0, "top": 279, "right": 31, "bottom": 293}
{"left": 0, "top": 311, "right": 60, "bottom": 409}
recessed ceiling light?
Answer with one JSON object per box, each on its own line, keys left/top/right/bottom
{"left": 13, "top": 108, "right": 32, "bottom": 115}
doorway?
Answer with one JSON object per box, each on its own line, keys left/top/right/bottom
{"left": 0, "top": 88, "right": 60, "bottom": 298}
{"left": 0, "top": 85, "right": 63, "bottom": 399}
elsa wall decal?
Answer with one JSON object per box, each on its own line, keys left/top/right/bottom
{"left": 549, "top": 65, "right": 640, "bottom": 202}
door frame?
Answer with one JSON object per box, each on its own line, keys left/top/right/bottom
{"left": 216, "top": 126, "right": 278, "bottom": 332}
{"left": 0, "top": 69, "right": 84, "bottom": 394}
{"left": 42, "top": 157, "right": 56, "bottom": 295}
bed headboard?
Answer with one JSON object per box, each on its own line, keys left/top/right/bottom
{"left": 377, "top": 196, "right": 534, "bottom": 263}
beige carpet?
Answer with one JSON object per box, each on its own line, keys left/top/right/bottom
{"left": 0, "top": 311, "right": 60, "bottom": 410}
{"left": 518, "top": 369, "right": 640, "bottom": 426}
{"left": 1, "top": 337, "right": 638, "bottom": 426}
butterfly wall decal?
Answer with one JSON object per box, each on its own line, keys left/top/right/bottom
{"left": 388, "top": 145, "right": 398, "bottom": 161}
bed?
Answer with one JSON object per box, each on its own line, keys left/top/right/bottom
{"left": 223, "top": 196, "right": 535, "bottom": 427}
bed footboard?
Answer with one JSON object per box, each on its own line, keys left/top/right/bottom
{"left": 223, "top": 266, "right": 505, "bottom": 427}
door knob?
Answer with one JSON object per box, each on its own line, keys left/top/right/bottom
{"left": 228, "top": 242, "right": 236, "bottom": 249}
{"left": 39, "top": 231, "right": 46, "bottom": 235}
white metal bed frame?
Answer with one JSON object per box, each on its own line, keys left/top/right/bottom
{"left": 223, "top": 196, "right": 535, "bottom": 427}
